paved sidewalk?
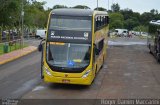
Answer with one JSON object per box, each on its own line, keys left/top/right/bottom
{"left": 0, "top": 46, "right": 37, "bottom": 65}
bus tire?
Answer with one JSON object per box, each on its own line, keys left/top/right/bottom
{"left": 95, "top": 66, "right": 97, "bottom": 76}
{"left": 41, "top": 68, "right": 44, "bottom": 79}
{"left": 100, "top": 57, "right": 104, "bottom": 69}
{"left": 41, "top": 51, "right": 44, "bottom": 79}
{"left": 91, "top": 66, "right": 97, "bottom": 84}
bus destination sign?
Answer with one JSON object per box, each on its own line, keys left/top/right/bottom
{"left": 47, "top": 29, "right": 92, "bottom": 43}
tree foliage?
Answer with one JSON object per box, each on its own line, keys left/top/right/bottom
{"left": 24, "top": 1, "right": 48, "bottom": 27}
{"left": 133, "top": 25, "right": 148, "bottom": 32}
{"left": 53, "top": 5, "right": 68, "bottom": 9}
{"left": 94, "top": 7, "right": 107, "bottom": 11}
{"left": 0, "top": 0, "right": 49, "bottom": 28}
{"left": 0, "top": 0, "right": 21, "bottom": 26}
{"left": 72, "top": 5, "right": 90, "bottom": 9}
{"left": 109, "top": 3, "right": 160, "bottom": 30}
{"left": 111, "top": 3, "right": 120, "bottom": 12}
{"left": 109, "top": 13, "right": 124, "bottom": 29}
{"left": 0, "top": 1, "right": 160, "bottom": 31}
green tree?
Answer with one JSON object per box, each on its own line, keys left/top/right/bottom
{"left": 111, "top": 3, "right": 120, "bottom": 12}
{"left": 124, "top": 18, "right": 140, "bottom": 30}
{"left": 140, "top": 12, "right": 153, "bottom": 25}
{"left": 150, "top": 9, "right": 158, "bottom": 15}
{"left": 120, "top": 8, "right": 133, "bottom": 20}
{"left": 94, "top": 7, "right": 107, "bottom": 11}
{"left": 110, "top": 20, "right": 123, "bottom": 29}
{"left": 133, "top": 25, "right": 148, "bottom": 32}
{"left": 72, "top": 5, "right": 90, "bottom": 9}
{"left": 24, "top": 1, "right": 48, "bottom": 28}
{"left": 109, "top": 12, "right": 124, "bottom": 29}
{"left": 0, "top": 0, "right": 21, "bottom": 26}
{"left": 53, "top": 5, "right": 68, "bottom": 9}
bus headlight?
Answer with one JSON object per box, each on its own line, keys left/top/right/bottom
{"left": 44, "top": 66, "right": 52, "bottom": 76}
{"left": 82, "top": 70, "right": 91, "bottom": 78}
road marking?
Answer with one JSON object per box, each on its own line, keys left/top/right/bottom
{"left": 108, "top": 41, "right": 147, "bottom": 45}
{"left": 142, "top": 85, "right": 149, "bottom": 88}
{"left": 124, "top": 73, "right": 131, "bottom": 76}
{"left": 12, "top": 79, "right": 39, "bottom": 96}
{"left": 32, "top": 86, "right": 46, "bottom": 92}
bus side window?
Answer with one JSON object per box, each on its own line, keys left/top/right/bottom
{"left": 97, "top": 16, "right": 101, "bottom": 29}
{"left": 94, "top": 39, "right": 104, "bottom": 56}
{"left": 98, "top": 39, "right": 104, "bottom": 52}
{"left": 99, "top": 16, "right": 102, "bottom": 27}
{"left": 101, "top": 16, "right": 105, "bottom": 26}
{"left": 101, "top": 16, "right": 104, "bottom": 26}
{"left": 102, "top": 16, "right": 105, "bottom": 26}
{"left": 95, "top": 16, "right": 99, "bottom": 31}
{"left": 95, "top": 17, "right": 98, "bottom": 31}
{"left": 95, "top": 15, "right": 108, "bottom": 31}
{"left": 94, "top": 44, "right": 100, "bottom": 55}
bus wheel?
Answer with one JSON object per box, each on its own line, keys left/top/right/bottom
{"left": 100, "top": 57, "right": 104, "bottom": 69}
{"left": 41, "top": 70, "right": 44, "bottom": 79}
{"left": 41, "top": 65, "right": 44, "bottom": 79}
{"left": 95, "top": 66, "right": 97, "bottom": 76}
{"left": 91, "top": 66, "right": 97, "bottom": 84}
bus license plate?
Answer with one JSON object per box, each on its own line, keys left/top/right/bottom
{"left": 62, "top": 79, "right": 70, "bottom": 83}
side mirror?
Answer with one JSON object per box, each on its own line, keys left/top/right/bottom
{"left": 38, "top": 44, "right": 43, "bottom": 52}
{"left": 38, "top": 39, "right": 45, "bottom": 52}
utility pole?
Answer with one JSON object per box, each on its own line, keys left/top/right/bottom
{"left": 97, "top": 0, "right": 98, "bottom": 10}
{"left": 21, "top": 0, "right": 24, "bottom": 48}
{"left": 108, "top": 0, "right": 109, "bottom": 11}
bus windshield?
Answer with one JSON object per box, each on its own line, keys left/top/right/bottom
{"left": 49, "top": 16, "right": 91, "bottom": 31}
{"left": 46, "top": 42, "right": 91, "bottom": 68}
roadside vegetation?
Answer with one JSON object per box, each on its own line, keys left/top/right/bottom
{"left": 1, "top": 1, "right": 160, "bottom": 31}
{"left": 0, "top": 42, "right": 28, "bottom": 55}
{"left": 0, "top": 0, "right": 159, "bottom": 45}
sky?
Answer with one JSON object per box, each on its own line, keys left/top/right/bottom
{"left": 36, "top": 0, "right": 160, "bottom": 14}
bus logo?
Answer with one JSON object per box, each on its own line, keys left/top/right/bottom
{"left": 84, "top": 32, "right": 89, "bottom": 38}
{"left": 64, "top": 74, "right": 68, "bottom": 77}
{"left": 51, "top": 31, "right": 55, "bottom": 36}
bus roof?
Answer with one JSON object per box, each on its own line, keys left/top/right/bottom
{"left": 51, "top": 8, "right": 108, "bottom": 16}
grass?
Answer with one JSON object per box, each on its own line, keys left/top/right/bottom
{"left": 0, "top": 42, "right": 28, "bottom": 55}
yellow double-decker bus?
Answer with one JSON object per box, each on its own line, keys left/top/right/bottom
{"left": 38, "top": 9, "right": 109, "bottom": 85}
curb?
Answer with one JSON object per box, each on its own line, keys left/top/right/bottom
{"left": 0, "top": 47, "right": 37, "bottom": 65}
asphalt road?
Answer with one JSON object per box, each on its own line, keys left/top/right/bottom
{"left": 22, "top": 45, "right": 160, "bottom": 100}
{"left": 0, "top": 51, "right": 41, "bottom": 98}
{"left": 0, "top": 37, "right": 160, "bottom": 105}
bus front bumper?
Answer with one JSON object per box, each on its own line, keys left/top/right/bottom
{"left": 44, "top": 74, "right": 92, "bottom": 85}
